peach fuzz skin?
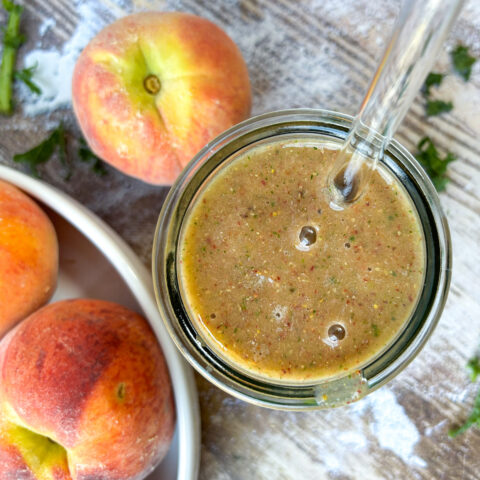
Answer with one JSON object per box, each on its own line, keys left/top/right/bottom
{"left": 0, "top": 180, "right": 58, "bottom": 339}
{"left": 0, "top": 299, "right": 175, "bottom": 480}
{"left": 72, "top": 11, "right": 252, "bottom": 185}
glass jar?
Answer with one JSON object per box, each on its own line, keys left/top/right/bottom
{"left": 152, "top": 109, "right": 451, "bottom": 410}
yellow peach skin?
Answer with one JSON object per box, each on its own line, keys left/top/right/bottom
{"left": 0, "top": 299, "right": 175, "bottom": 480}
{"left": 72, "top": 12, "right": 252, "bottom": 184}
{"left": 0, "top": 180, "right": 58, "bottom": 339}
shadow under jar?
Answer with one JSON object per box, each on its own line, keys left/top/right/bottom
{"left": 152, "top": 109, "right": 451, "bottom": 410}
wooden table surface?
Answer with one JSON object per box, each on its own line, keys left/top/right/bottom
{"left": 2, "top": 1, "right": 480, "bottom": 478}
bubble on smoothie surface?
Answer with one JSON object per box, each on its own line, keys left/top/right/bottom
{"left": 328, "top": 323, "right": 346, "bottom": 341}
{"left": 272, "top": 305, "right": 288, "bottom": 321}
{"left": 296, "top": 225, "right": 318, "bottom": 252}
{"left": 299, "top": 226, "right": 317, "bottom": 246}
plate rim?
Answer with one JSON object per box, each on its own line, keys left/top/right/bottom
{"left": 0, "top": 165, "right": 200, "bottom": 480}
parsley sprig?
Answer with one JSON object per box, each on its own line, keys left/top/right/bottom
{"left": 450, "top": 351, "right": 480, "bottom": 437}
{"left": 13, "top": 124, "right": 107, "bottom": 179}
{"left": 13, "top": 123, "right": 68, "bottom": 177}
{"left": 451, "top": 45, "right": 476, "bottom": 81}
{"left": 414, "top": 137, "right": 456, "bottom": 192}
{"left": 467, "top": 357, "right": 480, "bottom": 381}
{"left": 421, "top": 72, "right": 452, "bottom": 118}
{"left": 425, "top": 99, "right": 453, "bottom": 117}
{"left": 0, "top": 1, "right": 41, "bottom": 114}
{"left": 422, "top": 72, "right": 445, "bottom": 97}
{"left": 450, "top": 391, "right": 480, "bottom": 438}
{"left": 416, "top": 45, "right": 477, "bottom": 188}
{"left": 14, "top": 63, "right": 41, "bottom": 94}
{"left": 0, "top": 0, "right": 23, "bottom": 114}
{"left": 421, "top": 45, "right": 477, "bottom": 118}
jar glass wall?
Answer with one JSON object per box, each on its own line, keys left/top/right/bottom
{"left": 152, "top": 109, "right": 451, "bottom": 410}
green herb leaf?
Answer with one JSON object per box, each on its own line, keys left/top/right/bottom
{"left": 425, "top": 99, "right": 453, "bottom": 116}
{"left": 78, "top": 138, "right": 107, "bottom": 176}
{"left": 2, "top": 0, "right": 22, "bottom": 19}
{"left": 415, "top": 137, "right": 456, "bottom": 192}
{"left": 422, "top": 72, "right": 445, "bottom": 96}
{"left": 449, "top": 389, "right": 480, "bottom": 437}
{"left": 467, "top": 356, "right": 480, "bottom": 382}
{"left": 451, "top": 45, "right": 476, "bottom": 81}
{"left": 13, "top": 124, "right": 66, "bottom": 177}
{"left": 0, "top": 0, "right": 23, "bottom": 114}
{"left": 449, "top": 351, "right": 480, "bottom": 437}
{"left": 14, "top": 64, "right": 41, "bottom": 94}
{"left": 2, "top": 0, "right": 21, "bottom": 12}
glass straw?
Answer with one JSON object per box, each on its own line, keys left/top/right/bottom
{"left": 327, "top": 0, "right": 464, "bottom": 208}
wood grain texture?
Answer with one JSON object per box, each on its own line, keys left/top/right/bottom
{"left": 1, "top": 0, "right": 480, "bottom": 479}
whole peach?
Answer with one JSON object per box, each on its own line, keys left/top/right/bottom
{"left": 0, "top": 299, "right": 175, "bottom": 480}
{"left": 72, "top": 11, "right": 252, "bottom": 185}
{"left": 0, "top": 180, "right": 58, "bottom": 338}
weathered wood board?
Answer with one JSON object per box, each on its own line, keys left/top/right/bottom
{"left": 1, "top": 1, "right": 480, "bottom": 478}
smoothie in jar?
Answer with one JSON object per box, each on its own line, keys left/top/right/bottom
{"left": 178, "top": 138, "right": 425, "bottom": 383}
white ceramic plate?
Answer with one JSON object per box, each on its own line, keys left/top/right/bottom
{"left": 0, "top": 165, "right": 200, "bottom": 480}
